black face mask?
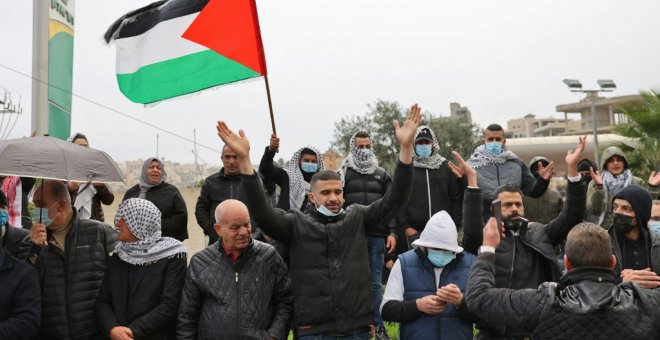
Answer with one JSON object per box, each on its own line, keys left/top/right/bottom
{"left": 612, "top": 213, "right": 635, "bottom": 234}
{"left": 504, "top": 216, "right": 528, "bottom": 232}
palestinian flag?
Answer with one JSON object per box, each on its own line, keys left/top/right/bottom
{"left": 104, "top": 0, "right": 267, "bottom": 104}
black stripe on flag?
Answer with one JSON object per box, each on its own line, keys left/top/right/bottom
{"left": 104, "top": 0, "right": 210, "bottom": 43}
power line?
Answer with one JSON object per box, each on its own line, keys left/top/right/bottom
{"left": 0, "top": 63, "right": 220, "bottom": 154}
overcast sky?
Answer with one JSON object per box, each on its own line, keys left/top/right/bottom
{"left": 1, "top": 1, "right": 659, "bottom": 166}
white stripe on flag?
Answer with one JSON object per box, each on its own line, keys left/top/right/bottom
{"left": 114, "top": 13, "right": 207, "bottom": 74}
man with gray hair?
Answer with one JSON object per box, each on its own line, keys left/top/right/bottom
{"left": 178, "top": 199, "right": 292, "bottom": 339}
{"left": 466, "top": 221, "right": 660, "bottom": 339}
{"left": 21, "top": 180, "right": 117, "bottom": 339}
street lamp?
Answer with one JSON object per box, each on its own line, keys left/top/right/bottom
{"left": 562, "top": 78, "right": 617, "bottom": 166}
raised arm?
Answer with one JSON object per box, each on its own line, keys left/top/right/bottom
{"left": 364, "top": 104, "right": 421, "bottom": 225}
{"left": 259, "top": 134, "right": 288, "bottom": 187}
{"left": 546, "top": 136, "right": 587, "bottom": 246}
{"left": 216, "top": 122, "right": 294, "bottom": 242}
{"left": 464, "top": 218, "right": 543, "bottom": 330}
{"left": 449, "top": 151, "right": 482, "bottom": 254}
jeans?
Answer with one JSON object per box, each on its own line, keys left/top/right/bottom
{"left": 299, "top": 332, "right": 370, "bottom": 340}
{"left": 367, "top": 236, "right": 385, "bottom": 326}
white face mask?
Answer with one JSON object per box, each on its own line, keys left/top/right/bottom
{"left": 311, "top": 196, "right": 344, "bottom": 217}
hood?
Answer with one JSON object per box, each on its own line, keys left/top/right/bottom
{"left": 612, "top": 185, "right": 652, "bottom": 229}
{"left": 528, "top": 156, "right": 550, "bottom": 173}
{"left": 600, "top": 146, "right": 628, "bottom": 170}
{"left": 411, "top": 211, "right": 463, "bottom": 253}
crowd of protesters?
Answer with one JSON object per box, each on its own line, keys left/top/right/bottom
{"left": 1, "top": 107, "right": 660, "bottom": 339}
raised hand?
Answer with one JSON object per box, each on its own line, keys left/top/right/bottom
{"left": 393, "top": 104, "right": 422, "bottom": 148}
{"left": 564, "top": 135, "right": 586, "bottom": 177}
{"left": 590, "top": 167, "right": 603, "bottom": 186}
{"left": 448, "top": 151, "right": 477, "bottom": 187}
{"left": 482, "top": 217, "right": 504, "bottom": 248}
{"left": 649, "top": 171, "right": 660, "bottom": 187}
{"left": 216, "top": 121, "right": 250, "bottom": 159}
{"left": 269, "top": 134, "right": 280, "bottom": 153}
{"left": 537, "top": 161, "right": 555, "bottom": 180}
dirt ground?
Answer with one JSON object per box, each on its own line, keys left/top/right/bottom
{"left": 107, "top": 187, "right": 207, "bottom": 258}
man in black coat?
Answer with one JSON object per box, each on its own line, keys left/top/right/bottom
{"left": 466, "top": 221, "right": 660, "bottom": 339}
{"left": 340, "top": 130, "right": 397, "bottom": 340}
{"left": 195, "top": 145, "right": 247, "bottom": 245}
{"left": 21, "top": 180, "right": 117, "bottom": 339}
{"left": 216, "top": 103, "right": 421, "bottom": 338}
{"left": 178, "top": 199, "right": 292, "bottom": 339}
{"left": 0, "top": 230, "right": 41, "bottom": 339}
{"left": 458, "top": 136, "right": 587, "bottom": 339}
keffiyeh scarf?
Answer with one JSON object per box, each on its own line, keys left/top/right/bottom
{"left": 598, "top": 169, "right": 633, "bottom": 224}
{"left": 286, "top": 146, "right": 324, "bottom": 211}
{"left": 138, "top": 157, "right": 167, "bottom": 198}
{"left": 114, "top": 198, "right": 186, "bottom": 265}
{"left": 413, "top": 126, "right": 446, "bottom": 169}
{"left": 466, "top": 144, "right": 519, "bottom": 169}
{"left": 340, "top": 131, "right": 379, "bottom": 183}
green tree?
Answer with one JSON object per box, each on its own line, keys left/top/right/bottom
{"left": 332, "top": 99, "right": 479, "bottom": 173}
{"left": 613, "top": 90, "right": 660, "bottom": 179}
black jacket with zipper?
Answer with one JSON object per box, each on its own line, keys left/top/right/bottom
{"left": 461, "top": 179, "right": 586, "bottom": 338}
{"left": 466, "top": 253, "right": 660, "bottom": 339}
{"left": 397, "top": 162, "right": 463, "bottom": 233}
{"left": 177, "top": 240, "right": 292, "bottom": 340}
{"left": 343, "top": 167, "right": 396, "bottom": 236}
{"left": 195, "top": 169, "right": 246, "bottom": 244}
{"left": 18, "top": 211, "right": 118, "bottom": 340}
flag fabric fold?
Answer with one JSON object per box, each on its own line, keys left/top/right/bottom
{"left": 105, "top": 0, "right": 267, "bottom": 104}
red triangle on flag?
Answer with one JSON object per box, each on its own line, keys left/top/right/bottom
{"left": 182, "top": 0, "right": 267, "bottom": 75}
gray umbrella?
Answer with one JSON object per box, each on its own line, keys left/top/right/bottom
{"left": 0, "top": 136, "right": 124, "bottom": 183}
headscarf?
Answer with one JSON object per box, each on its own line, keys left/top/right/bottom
{"left": 138, "top": 157, "right": 167, "bottom": 198}
{"left": 466, "top": 144, "right": 519, "bottom": 169}
{"left": 413, "top": 126, "right": 446, "bottom": 169}
{"left": 114, "top": 198, "right": 186, "bottom": 265}
{"left": 286, "top": 146, "right": 324, "bottom": 211}
{"left": 340, "top": 131, "right": 379, "bottom": 183}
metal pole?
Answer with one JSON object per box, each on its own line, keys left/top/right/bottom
{"left": 31, "top": 0, "right": 49, "bottom": 135}
{"left": 156, "top": 134, "right": 159, "bottom": 159}
{"left": 590, "top": 92, "right": 600, "bottom": 166}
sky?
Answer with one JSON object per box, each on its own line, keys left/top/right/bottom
{"left": 1, "top": 0, "right": 659, "bottom": 166}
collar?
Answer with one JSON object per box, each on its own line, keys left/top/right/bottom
{"left": 218, "top": 168, "right": 241, "bottom": 179}
{"left": 219, "top": 238, "right": 251, "bottom": 264}
{"left": 559, "top": 266, "right": 618, "bottom": 288}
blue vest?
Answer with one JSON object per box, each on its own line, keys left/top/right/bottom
{"left": 399, "top": 249, "right": 475, "bottom": 340}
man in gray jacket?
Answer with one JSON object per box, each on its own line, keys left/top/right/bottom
{"left": 216, "top": 104, "right": 421, "bottom": 339}
{"left": 467, "top": 124, "right": 552, "bottom": 222}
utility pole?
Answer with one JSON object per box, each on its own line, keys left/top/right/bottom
{"left": 156, "top": 134, "right": 159, "bottom": 160}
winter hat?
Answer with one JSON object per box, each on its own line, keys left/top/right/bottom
{"left": 528, "top": 156, "right": 550, "bottom": 173}
{"left": 613, "top": 185, "right": 652, "bottom": 229}
{"left": 600, "top": 146, "right": 629, "bottom": 171}
{"left": 415, "top": 127, "right": 434, "bottom": 144}
{"left": 577, "top": 158, "right": 595, "bottom": 172}
{"left": 412, "top": 211, "right": 463, "bottom": 253}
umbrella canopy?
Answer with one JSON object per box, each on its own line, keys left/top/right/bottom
{"left": 0, "top": 136, "right": 124, "bottom": 183}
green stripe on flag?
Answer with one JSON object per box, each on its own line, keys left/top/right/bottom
{"left": 116, "top": 49, "right": 261, "bottom": 104}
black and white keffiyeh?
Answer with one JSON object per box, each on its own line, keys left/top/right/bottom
{"left": 114, "top": 198, "right": 186, "bottom": 265}
{"left": 413, "top": 126, "right": 446, "bottom": 169}
{"left": 340, "top": 131, "right": 379, "bottom": 183}
{"left": 286, "top": 146, "right": 324, "bottom": 211}
{"left": 466, "top": 144, "right": 519, "bottom": 169}
{"left": 597, "top": 169, "right": 633, "bottom": 224}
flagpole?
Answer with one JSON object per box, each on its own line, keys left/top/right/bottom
{"left": 264, "top": 75, "right": 277, "bottom": 135}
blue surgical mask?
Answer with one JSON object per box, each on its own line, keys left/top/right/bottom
{"left": 485, "top": 142, "right": 503, "bottom": 155}
{"left": 415, "top": 144, "right": 433, "bottom": 158}
{"left": 357, "top": 148, "right": 373, "bottom": 158}
{"left": 427, "top": 249, "right": 455, "bottom": 267}
{"left": 0, "top": 209, "right": 7, "bottom": 226}
{"left": 301, "top": 162, "right": 318, "bottom": 173}
{"left": 312, "top": 199, "right": 344, "bottom": 217}
{"left": 650, "top": 221, "right": 660, "bottom": 234}
{"left": 33, "top": 204, "right": 56, "bottom": 227}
